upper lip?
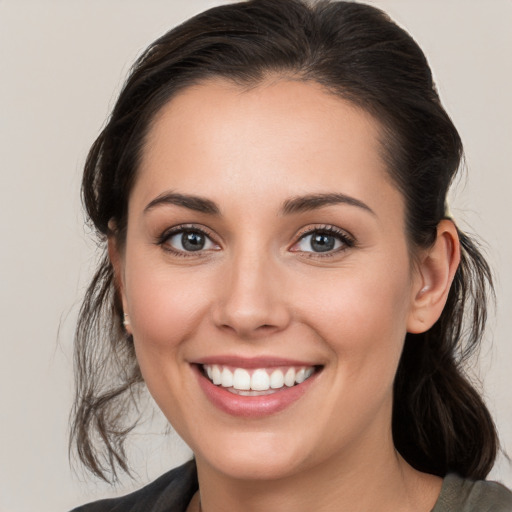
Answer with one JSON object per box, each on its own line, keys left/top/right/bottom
{"left": 192, "top": 355, "right": 320, "bottom": 369}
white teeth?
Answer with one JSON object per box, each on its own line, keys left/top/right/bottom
{"left": 233, "top": 368, "right": 251, "bottom": 390}
{"left": 295, "top": 368, "right": 306, "bottom": 384}
{"left": 251, "top": 369, "right": 270, "bottom": 391}
{"left": 221, "top": 367, "right": 233, "bottom": 387}
{"left": 203, "top": 364, "right": 317, "bottom": 391}
{"left": 270, "top": 369, "right": 285, "bottom": 389}
{"left": 284, "top": 368, "right": 296, "bottom": 387}
{"left": 212, "top": 365, "right": 222, "bottom": 385}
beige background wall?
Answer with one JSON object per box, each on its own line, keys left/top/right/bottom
{"left": 0, "top": 1, "right": 510, "bottom": 510}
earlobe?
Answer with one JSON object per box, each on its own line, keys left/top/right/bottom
{"left": 407, "top": 220, "right": 460, "bottom": 333}
{"left": 108, "top": 232, "right": 131, "bottom": 334}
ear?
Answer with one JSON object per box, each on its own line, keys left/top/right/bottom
{"left": 407, "top": 220, "right": 460, "bottom": 333}
{"left": 107, "top": 227, "right": 131, "bottom": 335}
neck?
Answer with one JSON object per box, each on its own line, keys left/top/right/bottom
{"left": 194, "top": 429, "right": 441, "bottom": 512}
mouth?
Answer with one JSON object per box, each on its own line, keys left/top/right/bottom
{"left": 193, "top": 359, "right": 323, "bottom": 417}
{"left": 201, "top": 364, "right": 318, "bottom": 396}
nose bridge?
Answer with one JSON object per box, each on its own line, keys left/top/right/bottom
{"left": 213, "top": 241, "right": 290, "bottom": 337}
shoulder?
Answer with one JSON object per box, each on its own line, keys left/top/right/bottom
{"left": 433, "top": 473, "right": 512, "bottom": 512}
{"left": 69, "top": 460, "right": 198, "bottom": 512}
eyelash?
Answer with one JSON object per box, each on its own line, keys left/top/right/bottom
{"left": 292, "top": 225, "right": 356, "bottom": 258}
{"left": 156, "top": 224, "right": 356, "bottom": 258}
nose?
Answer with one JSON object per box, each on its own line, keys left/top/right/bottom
{"left": 211, "top": 250, "right": 291, "bottom": 339}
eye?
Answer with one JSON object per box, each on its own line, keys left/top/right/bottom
{"left": 159, "top": 227, "right": 220, "bottom": 255}
{"left": 290, "top": 227, "right": 354, "bottom": 255}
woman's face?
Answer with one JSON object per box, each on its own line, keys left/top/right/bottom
{"left": 117, "top": 79, "right": 424, "bottom": 480}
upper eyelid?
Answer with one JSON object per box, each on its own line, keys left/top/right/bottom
{"left": 295, "top": 224, "right": 355, "bottom": 242}
{"left": 159, "top": 223, "right": 217, "bottom": 241}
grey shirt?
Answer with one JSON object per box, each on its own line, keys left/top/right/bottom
{"left": 72, "top": 460, "right": 512, "bottom": 511}
{"left": 432, "top": 473, "right": 512, "bottom": 512}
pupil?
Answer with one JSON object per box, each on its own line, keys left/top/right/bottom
{"left": 182, "top": 231, "right": 205, "bottom": 251}
{"left": 311, "top": 233, "right": 335, "bottom": 252}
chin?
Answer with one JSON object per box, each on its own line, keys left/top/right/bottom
{"left": 194, "top": 430, "right": 313, "bottom": 481}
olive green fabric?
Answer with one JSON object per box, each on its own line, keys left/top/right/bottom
{"left": 432, "top": 473, "right": 512, "bottom": 512}
{"left": 72, "top": 460, "right": 512, "bottom": 511}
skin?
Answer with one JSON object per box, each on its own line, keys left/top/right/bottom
{"left": 111, "top": 78, "right": 460, "bottom": 512}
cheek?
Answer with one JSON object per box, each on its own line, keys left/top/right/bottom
{"left": 122, "top": 256, "right": 216, "bottom": 429}
{"left": 316, "top": 271, "right": 412, "bottom": 435}
{"left": 301, "top": 259, "right": 411, "bottom": 332}
{"left": 123, "top": 254, "right": 214, "bottom": 358}
{"left": 294, "top": 255, "right": 413, "bottom": 380}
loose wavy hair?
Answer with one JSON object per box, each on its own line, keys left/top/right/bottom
{"left": 70, "top": 0, "right": 497, "bottom": 482}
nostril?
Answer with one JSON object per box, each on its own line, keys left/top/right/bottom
{"left": 220, "top": 323, "right": 273, "bottom": 330}
{"left": 211, "top": 292, "right": 291, "bottom": 337}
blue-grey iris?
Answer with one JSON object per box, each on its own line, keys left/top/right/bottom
{"left": 182, "top": 231, "right": 205, "bottom": 251}
{"left": 311, "top": 233, "right": 335, "bottom": 252}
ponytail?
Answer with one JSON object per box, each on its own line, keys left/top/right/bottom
{"left": 393, "top": 229, "right": 497, "bottom": 478}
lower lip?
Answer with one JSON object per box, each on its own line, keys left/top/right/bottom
{"left": 193, "top": 365, "right": 319, "bottom": 418}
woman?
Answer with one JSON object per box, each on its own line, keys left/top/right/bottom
{"left": 70, "top": 0, "right": 512, "bottom": 510}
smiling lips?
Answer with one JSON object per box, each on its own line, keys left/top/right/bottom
{"left": 203, "top": 364, "right": 316, "bottom": 395}
{"left": 195, "top": 361, "right": 320, "bottom": 417}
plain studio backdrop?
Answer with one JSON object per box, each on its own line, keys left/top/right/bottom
{"left": 0, "top": 1, "right": 511, "bottom": 510}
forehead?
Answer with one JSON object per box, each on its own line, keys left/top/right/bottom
{"left": 133, "top": 78, "right": 401, "bottom": 218}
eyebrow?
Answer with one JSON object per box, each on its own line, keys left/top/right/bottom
{"left": 144, "top": 191, "right": 220, "bottom": 215}
{"left": 281, "top": 193, "right": 375, "bottom": 216}
{"left": 143, "top": 191, "right": 375, "bottom": 217}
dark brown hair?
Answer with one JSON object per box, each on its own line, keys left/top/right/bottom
{"left": 71, "top": 0, "right": 498, "bottom": 482}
